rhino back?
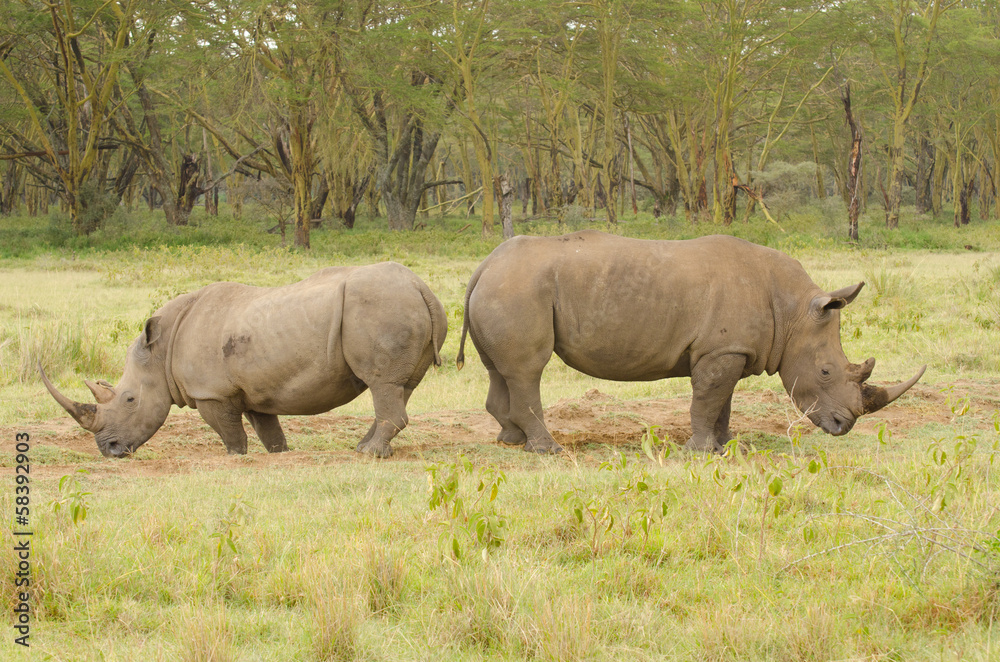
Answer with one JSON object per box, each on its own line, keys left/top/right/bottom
{"left": 168, "top": 267, "right": 361, "bottom": 412}
{"left": 473, "top": 231, "right": 812, "bottom": 380}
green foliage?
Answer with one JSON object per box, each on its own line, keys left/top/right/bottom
{"left": 968, "top": 260, "right": 1000, "bottom": 329}
{"left": 210, "top": 495, "right": 253, "bottom": 560}
{"left": 426, "top": 455, "right": 508, "bottom": 560}
{"left": 563, "top": 448, "right": 673, "bottom": 558}
{"left": 863, "top": 258, "right": 913, "bottom": 304}
{"left": 50, "top": 468, "right": 91, "bottom": 526}
{"left": 2, "top": 320, "right": 114, "bottom": 385}
{"left": 641, "top": 425, "right": 671, "bottom": 466}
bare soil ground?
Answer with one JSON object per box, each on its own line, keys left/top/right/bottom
{"left": 8, "top": 382, "right": 992, "bottom": 480}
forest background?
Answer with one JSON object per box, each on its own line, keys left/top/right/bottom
{"left": 2, "top": 0, "right": 1000, "bottom": 245}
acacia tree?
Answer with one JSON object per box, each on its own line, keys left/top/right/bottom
{"left": 217, "top": 0, "right": 344, "bottom": 248}
{"left": 422, "top": 0, "right": 506, "bottom": 235}
{"left": 341, "top": 1, "right": 463, "bottom": 231}
{"left": 0, "top": 0, "right": 138, "bottom": 233}
{"left": 850, "top": 0, "right": 958, "bottom": 228}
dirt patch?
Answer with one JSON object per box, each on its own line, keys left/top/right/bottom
{"left": 4, "top": 382, "right": 972, "bottom": 480}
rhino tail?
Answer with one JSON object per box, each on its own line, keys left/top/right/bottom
{"left": 456, "top": 266, "right": 483, "bottom": 372}
{"left": 416, "top": 279, "right": 445, "bottom": 368}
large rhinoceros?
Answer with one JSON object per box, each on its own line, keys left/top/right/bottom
{"left": 456, "top": 230, "right": 924, "bottom": 453}
{"left": 41, "top": 262, "right": 446, "bottom": 459}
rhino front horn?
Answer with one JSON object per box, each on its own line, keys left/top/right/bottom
{"left": 861, "top": 365, "right": 926, "bottom": 415}
{"left": 38, "top": 363, "right": 99, "bottom": 432}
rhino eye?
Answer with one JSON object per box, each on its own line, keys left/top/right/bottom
{"left": 820, "top": 368, "right": 830, "bottom": 377}
{"left": 126, "top": 396, "right": 135, "bottom": 403}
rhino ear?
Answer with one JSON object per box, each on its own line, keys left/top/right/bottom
{"left": 828, "top": 282, "right": 864, "bottom": 306}
{"left": 811, "top": 282, "right": 865, "bottom": 318}
{"left": 142, "top": 317, "right": 162, "bottom": 348}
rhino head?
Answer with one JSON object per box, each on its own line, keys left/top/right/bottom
{"left": 778, "top": 282, "right": 925, "bottom": 436}
{"left": 40, "top": 317, "right": 173, "bottom": 458}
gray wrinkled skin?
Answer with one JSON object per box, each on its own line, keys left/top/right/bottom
{"left": 42, "top": 262, "right": 446, "bottom": 459}
{"left": 457, "top": 230, "right": 924, "bottom": 454}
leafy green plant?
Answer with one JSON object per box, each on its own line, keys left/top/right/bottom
{"left": 563, "top": 448, "right": 672, "bottom": 558}
{"left": 210, "top": 495, "right": 254, "bottom": 559}
{"left": 705, "top": 440, "right": 826, "bottom": 562}
{"left": 50, "top": 468, "right": 91, "bottom": 526}
{"left": 426, "top": 455, "right": 507, "bottom": 560}
{"left": 641, "top": 425, "right": 672, "bottom": 467}
{"left": 787, "top": 416, "right": 1000, "bottom": 584}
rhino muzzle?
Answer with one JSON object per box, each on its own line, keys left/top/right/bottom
{"left": 817, "top": 413, "right": 854, "bottom": 436}
{"left": 96, "top": 436, "right": 133, "bottom": 458}
{"left": 39, "top": 364, "right": 100, "bottom": 432}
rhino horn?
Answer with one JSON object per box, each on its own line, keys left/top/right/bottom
{"left": 85, "top": 379, "right": 116, "bottom": 404}
{"left": 847, "top": 357, "right": 876, "bottom": 383}
{"left": 861, "top": 365, "right": 926, "bottom": 414}
{"left": 38, "top": 364, "right": 99, "bottom": 432}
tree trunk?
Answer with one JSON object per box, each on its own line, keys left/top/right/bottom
{"left": 340, "top": 175, "right": 369, "bottom": 229}
{"left": 376, "top": 118, "right": 442, "bottom": 232}
{"left": 310, "top": 174, "right": 329, "bottom": 222}
{"left": 886, "top": 118, "right": 905, "bottom": 229}
{"left": 722, "top": 152, "right": 737, "bottom": 226}
{"left": 980, "top": 161, "right": 995, "bottom": 221}
{"left": 915, "top": 135, "right": 934, "bottom": 214}
{"left": 842, "top": 84, "right": 863, "bottom": 243}
{"left": 495, "top": 173, "right": 514, "bottom": 240}
{"left": 931, "top": 145, "right": 946, "bottom": 216}
{"left": 458, "top": 138, "right": 477, "bottom": 217}
{"left": 177, "top": 154, "right": 201, "bottom": 222}
{"left": 1, "top": 162, "right": 24, "bottom": 215}
{"left": 202, "top": 129, "right": 218, "bottom": 216}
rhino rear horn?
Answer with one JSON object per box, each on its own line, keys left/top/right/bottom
{"left": 861, "top": 365, "right": 927, "bottom": 414}
{"left": 85, "top": 379, "right": 116, "bottom": 404}
{"left": 38, "top": 364, "right": 99, "bottom": 431}
{"left": 848, "top": 357, "right": 876, "bottom": 383}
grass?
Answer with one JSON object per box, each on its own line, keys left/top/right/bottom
{"left": 1, "top": 202, "right": 1000, "bottom": 659}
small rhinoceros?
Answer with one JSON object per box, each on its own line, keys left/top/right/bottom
{"left": 456, "top": 230, "right": 924, "bottom": 453}
{"left": 41, "top": 262, "right": 446, "bottom": 458}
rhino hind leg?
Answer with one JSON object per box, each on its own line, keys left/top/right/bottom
{"left": 504, "top": 375, "right": 562, "bottom": 454}
{"left": 356, "top": 384, "right": 409, "bottom": 458}
{"left": 197, "top": 399, "right": 248, "bottom": 455}
{"left": 485, "top": 368, "right": 528, "bottom": 445}
{"left": 244, "top": 411, "right": 288, "bottom": 453}
{"left": 686, "top": 355, "right": 745, "bottom": 454}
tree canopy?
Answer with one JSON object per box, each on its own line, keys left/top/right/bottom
{"left": 2, "top": 0, "right": 999, "bottom": 244}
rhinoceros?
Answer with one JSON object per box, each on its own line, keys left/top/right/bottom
{"left": 456, "top": 230, "right": 924, "bottom": 453}
{"left": 41, "top": 262, "right": 446, "bottom": 458}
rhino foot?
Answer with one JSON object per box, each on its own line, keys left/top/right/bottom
{"left": 497, "top": 427, "right": 527, "bottom": 446}
{"left": 685, "top": 435, "right": 725, "bottom": 454}
{"left": 356, "top": 439, "right": 394, "bottom": 459}
{"left": 523, "top": 438, "right": 563, "bottom": 454}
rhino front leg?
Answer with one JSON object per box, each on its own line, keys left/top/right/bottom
{"left": 686, "top": 354, "right": 745, "bottom": 453}
{"left": 197, "top": 399, "right": 249, "bottom": 455}
{"left": 713, "top": 394, "right": 734, "bottom": 449}
{"left": 356, "top": 383, "right": 408, "bottom": 458}
{"left": 244, "top": 411, "right": 288, "bottom": 453}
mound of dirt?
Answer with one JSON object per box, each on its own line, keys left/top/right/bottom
{"left": 6, "top": 383, "right": 964, "bottom": 479}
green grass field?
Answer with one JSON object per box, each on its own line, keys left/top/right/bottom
{"left": 1, "top": 206, "right": 999, "bottom": 660}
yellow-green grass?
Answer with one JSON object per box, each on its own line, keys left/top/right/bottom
{"left": 1, "top": 210, "right": 999, "bottom": 660}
